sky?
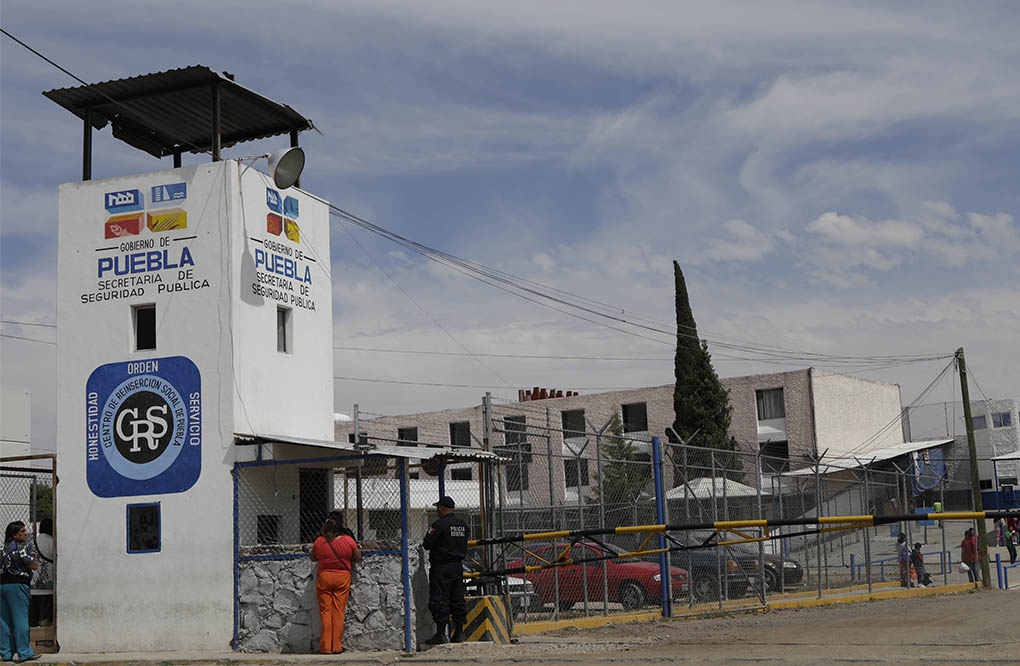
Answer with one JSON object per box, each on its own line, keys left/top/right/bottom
{"left": 2, "top": 1, "right": 1019, "bottom": 453}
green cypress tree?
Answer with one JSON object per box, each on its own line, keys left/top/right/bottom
{"left": 670, "top": 260, "right": 741, "bottom": 479}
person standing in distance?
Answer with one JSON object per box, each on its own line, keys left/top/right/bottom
{"left": 423, "top": 496, "right": 469, "bottom": 644}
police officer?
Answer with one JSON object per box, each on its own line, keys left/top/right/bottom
{"left": 422, "top": 496, "right": 469, "bottom": 644}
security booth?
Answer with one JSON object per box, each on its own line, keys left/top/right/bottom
{"left": 233, "top": 435, "right": 503, "bottom": 652}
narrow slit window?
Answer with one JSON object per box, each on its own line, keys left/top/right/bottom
{"left": 133, "top": 304, "right": 156, "bottom": 351}
{"left": 277, "top": 306, "right": 293, "bottom": 353}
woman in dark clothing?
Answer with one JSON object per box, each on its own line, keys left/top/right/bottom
{"left": 0, "top": 522, "right": 39, "bottom": 663}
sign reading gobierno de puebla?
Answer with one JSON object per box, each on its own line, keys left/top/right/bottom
{"left": 86, "top": 356, "right": 201, "bottom": 497}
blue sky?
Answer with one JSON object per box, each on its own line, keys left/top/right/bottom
{"left": 3, "top": 1, "right": 1019, "bottom": 451}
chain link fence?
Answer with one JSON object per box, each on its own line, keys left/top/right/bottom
{"left": 0, "top": 455, "right": 57, "bottom": 633}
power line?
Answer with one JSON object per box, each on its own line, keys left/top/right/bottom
{"left": 333, "top": 345, "right": 671, "bottom": 362}
{"left": 333, "top": 375, "right": 641, "bottom": 391}
{"left": 0, "top": 333, "right": 55, "bottom": 345}
{"left": 0, "top": 320, "right": 55, "bottom": 329}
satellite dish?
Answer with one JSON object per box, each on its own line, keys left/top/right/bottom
{"left": 267, "top": 146, "right": 305, "bottom": 189}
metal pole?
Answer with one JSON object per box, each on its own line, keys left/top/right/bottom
{"left": 399, "top": 458, "right": 412, "bottom": 652}
{"left": 211, "top": 82, "right": 222, "bottom": 161}
{"left": 652, "top": 437, "right": 670, "bottom": 617}
{"left": 353, "top": 404, "right": 364, "bottom": 541}
{"left": 957, "top": 347, "right": 991, "bottom": 587}
{"left": 82, "top": 107, "right": 92, "bottom": 181}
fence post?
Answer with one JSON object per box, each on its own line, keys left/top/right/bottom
{"left": 231, "top": 462, "right": 240, "bottom": 650}
{"left": 399, "top": 457, "right": 412, "bottom": 652}
{"left": 652, "top": 437, "right": 670, "bottom": 617}
{"left": 995, "top": 553, "right": 1003, "bottom": 590}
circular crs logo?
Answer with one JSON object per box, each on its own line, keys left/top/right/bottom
{"left": 101, "top": 375, "right": 188, "bottom": 481}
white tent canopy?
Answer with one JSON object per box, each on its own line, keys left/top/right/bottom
{"left": 665, "top": 477, "right": 764, "bottom": 500}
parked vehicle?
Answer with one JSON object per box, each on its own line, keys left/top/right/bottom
{"left": 725, "top": 540, "right": 803, "bottom": 592}
{"left": 508, "top": 541, "right": 689, "bottom": 611}
{"left": 667, "top": 530, "right": 762, "bottom": 602}
{"left": 464, "top": 561, "right": 544, "bottom": 616}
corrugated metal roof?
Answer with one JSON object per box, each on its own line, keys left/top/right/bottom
{"left": 784, "top": 438, "right": 954, "bottom": 476}
{"left": 239, "top": 433, "right": 507, "bottom": 462}
{"left": 43, "top": 65, "right": 314, "bottom": 158}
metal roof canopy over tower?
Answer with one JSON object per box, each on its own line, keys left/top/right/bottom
{"left": 43, "top": 65, "right": 315, "bottom": 181}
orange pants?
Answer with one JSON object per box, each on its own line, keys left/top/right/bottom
{"left": 316, "top": 570, "right": 351, "bottom": 654}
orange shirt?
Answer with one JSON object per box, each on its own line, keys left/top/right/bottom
{"left": 312, "top": 535, "right": 358, "bottom": 573}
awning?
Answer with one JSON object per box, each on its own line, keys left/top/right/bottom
{"left": 236, "top": 433, "right": 506, "bottom": 462}
{"left": 784, "top": 438, "right": 954, "bottom": 476}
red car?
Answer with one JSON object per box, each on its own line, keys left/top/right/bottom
{"left": 508, "top": 541, "right": 689, "bottom": 611}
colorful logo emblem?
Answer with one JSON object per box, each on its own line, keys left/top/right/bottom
{"left": 151, "top": 183, "right": 187, "bottom": 206}
{"left": 85, "top": 356, "right": 202, "bottom": 497}
{"left": 267, "top": 213, "right": 283, "bottom": 236}
{"left": 105, "top": 189, "right": 144, "bottom": 214}
{"left": 105, "top": 212, "right": 145, "bottom": 239}
{"left": 147, "top": 209, "right": 188, "bottom": 232}
{"left": 284, "top": 196, "right": 299, "bottom": 219}
{"left": 266, "top": 188, "right": 282, "bottom": 214}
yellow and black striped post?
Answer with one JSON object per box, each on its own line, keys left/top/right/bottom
{"left": 463, "top": 594, "right": 512, "bottom": 644}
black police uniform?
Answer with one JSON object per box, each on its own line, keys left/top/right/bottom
{"left": 423, "top": 511, "right": 469, "bottom": 639}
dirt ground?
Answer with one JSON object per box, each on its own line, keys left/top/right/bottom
{"left": 415, "top": 588, "right": 1019, "bottom": 665}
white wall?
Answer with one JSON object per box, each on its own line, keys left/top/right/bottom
{"left": 55, "top": 161, "right": 333, "bottom": 652}
{"left": 811, "top": 370, "right": 903, "bottom": 458}
{"left": 0, "top": 387, "right": 31, "bottom": 457}
{"left": 231, "top": 168, "right": 333, "bottom": 440}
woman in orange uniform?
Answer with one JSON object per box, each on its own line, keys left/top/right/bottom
{"left": 310, "top": 518, "right": 361, "bottom": 654}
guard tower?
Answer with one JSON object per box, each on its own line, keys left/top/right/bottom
{"left": 48, "top": 66, "right": 332, "bottom": 652}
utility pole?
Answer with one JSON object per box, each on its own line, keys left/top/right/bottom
{"left": 957, "top": 347, "right": 991, "bottom": 587}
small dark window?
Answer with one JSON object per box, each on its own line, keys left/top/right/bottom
{"left": 979, "top": 479, "right": 993, "bottom": 490}
{"left": 257, "top": 514, "right": 281, "bottom": 544}
{"left": 133, "top": 304, "right": 156, "bottom": 351}
{"left": 621, "top": 403, "right": 648, "bottom": 433}
{"left": 999, "top": 478, "right": 1018, "bottom": 487}
{"left": 450, "top": 421, "right": 471, "bottom": 448}
{"left": 277, "top": 306, "right": 292, "bottom": 353}
{"left": 971, "top": 415, "right": 987, "bottom": 430}
{"left": 760, "top": 441, "right": 790, "bottom": 473}
{"left": 126, "top": 502, "right": 160, "bottom": 553}
{"left": 992, "top": 412, "right": 1012, "bottom": 428}
{"left": 397, "top": 427, "right": 418, "bottom": 446}
{"left": 565, "top": 457, "right": 589, "bottom": 488}
{"left": 561, "top": 409, "right": 586, "bottom": 439}
{"left": 451, "top": 467, "right": 472, "bottom": 481}
{"left": 756, "top": 389, "right": 786, "bottom": 420}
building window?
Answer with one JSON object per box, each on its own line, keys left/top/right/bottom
{"left": 622, "top": 403, "right": 648, "bottom": 433}
{"left": 756, "top": 388, "right": 785, "bottom": 420}
{"left": 397, "top": 427, "right": 418, "bottom": 446}
{"left": 992, "top": 412, "right": 1013, "bottom": 428}
{"left": 299, "top": 468, "right": 329, "bottom": 543}
{"left": 257, "top": 514, "right": 281, "bottom": 545}
{"left": 451, "top": 467, "right": 472, "bottom": 481}
{"left": 276, "top": 306, "right": 293, "bottom": 353}
{"left": 561, "top": 409, "right": 586, "bottom": 439}
{"left": 450, "top": 421, "right": 471, "bottom": 448}
{"left": 980, "top": 479, "right": 993, "bottom": 490}
{"left": 759, "top": 441, "right": 790, "bottom": 473}
{"left": 126, "top": 502, "right": 160, "bottom": 554}
{"left": 564, "top": 457, "right": 589, "bottom": 488}
{"left": 971, "top": 415, "right": 987, "bottom": 430}
{"left": 501, "top": 416, "right": 531, "bottom": 492}
{"left": 133, "top": 304, "right": 156, "bottom": 351}
{"left": 999, "top": 478, "right": 1018, "bottom": 487}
